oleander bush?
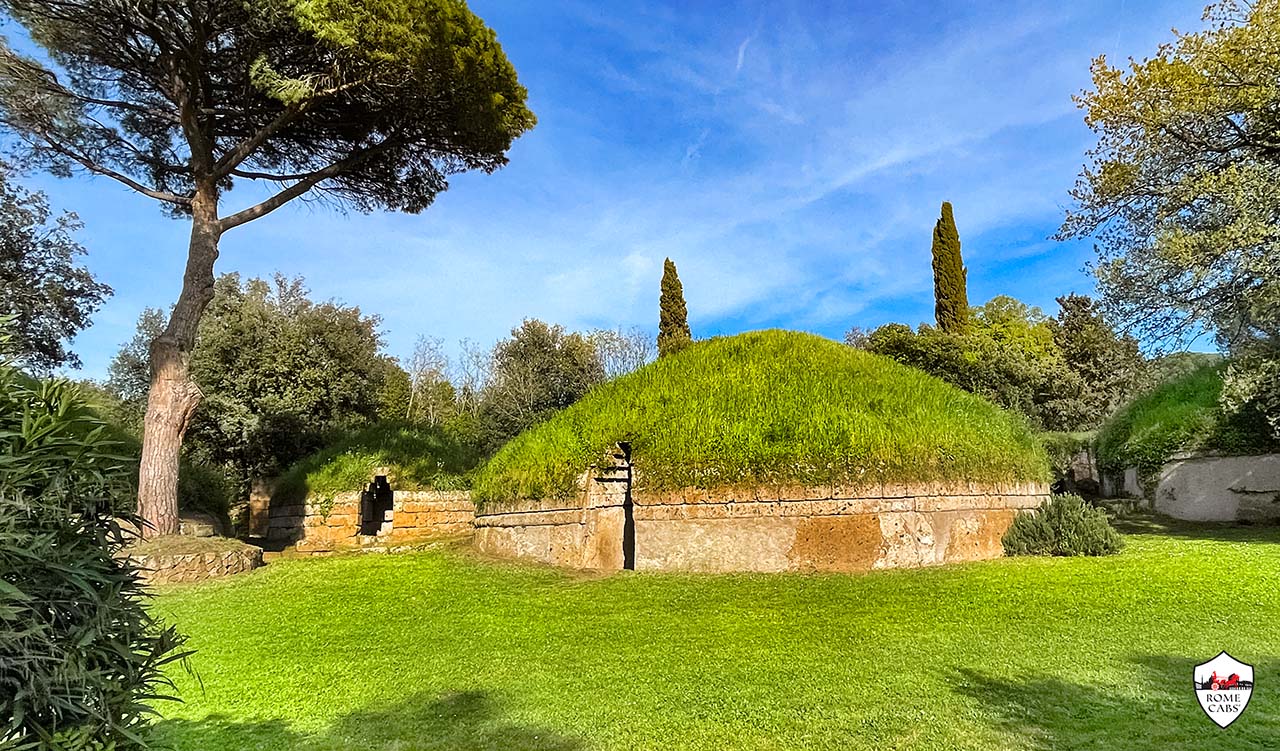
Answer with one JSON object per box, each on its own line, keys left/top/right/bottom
{"left": 0, "top": 357, "right": 187, "bottom": 749}
{"left": 1002, "top": 493, "right": 1123, "bottom": 557}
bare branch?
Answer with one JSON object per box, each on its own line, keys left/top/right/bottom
{"left": 32, "top": 133, "right": 191, "bottom": 206}
{"left": 218, "top": 150, "right": 366, "bottom": 231}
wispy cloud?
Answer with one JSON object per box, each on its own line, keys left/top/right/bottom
{"left": 734, "top": 34, "right": 753, "bottom": 74}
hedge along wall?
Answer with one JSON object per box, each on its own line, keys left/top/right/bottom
{"left": 268, "top": 486, "right": 474, "bottom": 552}
{"left": 473, "top": 446, "right": 1050, "bottom": 573}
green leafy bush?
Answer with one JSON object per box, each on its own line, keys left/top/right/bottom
{"left": 1039, "top": 431, "right": 1095, "bottom": 476}
{"left": 0, "top": 361, "right": 187, "bottom": 749}
{"left": 1002, "top": 493, "right": 1124, "bottom": 556}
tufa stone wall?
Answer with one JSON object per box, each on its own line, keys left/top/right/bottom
{"left": 269, "top": 488, "right": 474, "bottom": 552}
{"left": 631, "top": 482, "right": 1046, "bottom": 572}
{"left": 474, "top": 451, "right": 630, "bottom": 569}
{"left": 474, "top": 447, "right": 1049, "bottom": 573}
{"left": 1155, "top": 452, "right": 1280, "bottom": 522}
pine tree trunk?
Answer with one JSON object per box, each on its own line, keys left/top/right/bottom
{"left": 136, "top": 186, "right": 221, "bottom": 536}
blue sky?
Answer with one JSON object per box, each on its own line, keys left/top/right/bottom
{"left": 35, "top": 0, "right": 1209, "bottom": 379}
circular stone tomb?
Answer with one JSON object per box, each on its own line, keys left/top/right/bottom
{"left": 471, "top": 330, "right": 1051, "bottom": 573}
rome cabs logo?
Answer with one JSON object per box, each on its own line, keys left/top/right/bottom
{"left": 1194, "top": 652, "right": 1254, "bottom": 728}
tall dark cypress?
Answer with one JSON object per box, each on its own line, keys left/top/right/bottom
{"left": 931, "top": 201, "right": 969, "bottom": 333}
{"left": 657, "top": 258, "right": 691, "bottom": 357}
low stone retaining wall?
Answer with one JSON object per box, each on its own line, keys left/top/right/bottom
{"left": 474, "top": 458, "right": 1049, "bottom": 572}
{"left": 474, "top": 457, "right": 630, "bottom": 569}
{"left": 131, "top": 545, "right": 263, "bottom": 585}
{"left": 269, "top": 489, "right": 474, "bottom": 552}
{"left": 1155, "top": 453, "right": 1280, "bottom": 522}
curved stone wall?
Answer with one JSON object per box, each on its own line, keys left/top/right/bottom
{"left": 474, "top": 455, "right": 1049, "bottom": 572}
{"left": 1155, "top": 452, "right": 1280, "bottom": 522}
{"left": 131, "top": 545, "right": 263, "bottom": 585}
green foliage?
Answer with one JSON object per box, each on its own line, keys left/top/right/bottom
{"left": 866, "top": 311, "right": 1061, "bottom": 430}
{"left": 150, "top": 523, "right": 1280, "bottom": 750}
{"left": 176, "top": 460, "right": 233, "bottom": 516}
{"left": 474, "top": 330, "right": 1050, "bottom": 506}
{"left": 273, "top": 422, "right": 481, "bottom": 504}
{"left": 156, "top": 273, "right": 393, "bottom": 493}
{"left": 864, "top": 294, "right": 1147, "bottom": 432}
{"left": 105, "top": 276, "right": 399, "bottom": 496}
{"left": 0, "top": 358, "right": 187, "bottom": 749}
{"left": 1039, "top": 431, "right": 1095, "bottom": 477}
{"left": 1064, "top": 2, "right": 1280, "bottom": 421}
{"left": 1047, "top": 294, "right": 1149, "bottom": 424}
{"left": 1003, "top": 493, "right": 1124, "bottom": 556}
{"left": 0, "top": 0, "right": 535, "bottom": 216}
{"left": 0, "top": 171, "right": 111, "bottom": 372}
{"left": 930, "top": 202, "right": 969, "bottom": 334}
{"left": 657, "top": 258, "right": 691, "bottom": 357}
{"left": 1096, "top": 364, "right": 1280, "bottom": 483}
{"left": 1222, "top": 340, "right": 1280, "bottom": 441}
{"left": 476, "top": 319, "right": 605, "bottom": 452}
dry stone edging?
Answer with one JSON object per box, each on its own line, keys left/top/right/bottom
{"left": 130, "top": 545, "right": 263, "bottom": 585}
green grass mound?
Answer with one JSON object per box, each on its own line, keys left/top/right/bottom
{"left": 1096, "top": 364, "right": 1279, "bottom": 481}
{"left": 274, "top": 422, "right": 479, "bottom": 504}
{"left": 474, "top": 330, "right": 1050, "bottom": 506}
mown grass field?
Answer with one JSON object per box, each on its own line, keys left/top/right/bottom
{"left": 152, "top": 518, "right": 1279, "bottom": 750}
{"left": 475, "top": 330, "right": 1049, "bottom": 505}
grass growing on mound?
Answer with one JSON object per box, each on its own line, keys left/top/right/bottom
{"left": 274, "top": 422, "right": 479, "bottom": 504}
{"left": 474, "top": 330, "right": 1050, "bottom": 506}
{"left": 1096, "top": 364, "right": 1279, "bottom": 481}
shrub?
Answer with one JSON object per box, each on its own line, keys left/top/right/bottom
{"left": 0, "top": 362, "right": 187, "bottom": 749}
{"left": 1039, "top": 431, "right": 1094, "bottom": 476}
{"left": 177, "top": 459, "right": 232, "bottom": 516}
{"left": 1002, "top": 493, "right": 1124, "bottom": 557}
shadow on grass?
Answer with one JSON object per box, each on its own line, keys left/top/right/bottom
{"left": 953, "top": 654, "right": 1276, "bottom": 750}
{"left": 154, "top": 690, "right": 584, "bottom": 751}
{"left": 1114, "top": 513, "right": 1280, "bottom": 544}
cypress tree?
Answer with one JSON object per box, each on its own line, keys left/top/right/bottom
{"left": 658, "top": 258, "right": 692, "bottom": 357}
{"left": 931, "top": 201, "right": 970, "bottom": 333}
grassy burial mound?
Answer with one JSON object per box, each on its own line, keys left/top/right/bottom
{"left": 1097, "top": 364, "right": 1280, "bottom": 480}
{"left": 269, "top": 423, "right": 480, "bottom": 551}
{"left": 273, "top": 422, "right": 479, "bottom": 505}
{"left": 473, "top": 330, "right": 1050, "bottom": 506}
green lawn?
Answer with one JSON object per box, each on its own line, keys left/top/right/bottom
{"left": 152, "top": 518, "right": 1279, "bottom": 750}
